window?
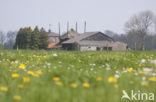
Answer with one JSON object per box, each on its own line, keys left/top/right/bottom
{"left": 108, "top": 47, "right": 112, "bottom": 51}
{"left": 96, "top": 47, "right": 100, "bottom": 51}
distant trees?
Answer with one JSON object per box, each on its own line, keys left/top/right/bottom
{"left": 0, "top": 31, "right": 5, "bottom": 49}
{"left": 4, "top": 31, "right": 17, "bottom": 49}
{"left": 14, "top": 26, "right": 49, "bottom": 50}
{"left": 39, "top": 28, "right": 49, "bottom": 49}
{"left": 31, "top": 26, "right": 40, "bottom": 49}
{"left": 105, "top": 29, "right": 156, "bottom": 50}
{"left": 125, "top": 10, "right": 155, "bottom": 50}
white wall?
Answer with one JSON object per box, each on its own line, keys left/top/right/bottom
{"left": 80, "top": 46, "right": 97, "bottom": 51}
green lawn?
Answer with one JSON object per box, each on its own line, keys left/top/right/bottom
{"left": 0, "top": 50, "right": 156, "bottom": 102}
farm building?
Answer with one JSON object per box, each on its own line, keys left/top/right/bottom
{"left": 47, "top": 30, "right": 128, "bottom": 51}
{"left": 47, "top": 30, "right": 60, "bottom": 49}
{"left": 60, "top": 29, "right": 79, "bottom": 42}
{"left": 48, "top": 30, "right": 60, "bottom": 43}
{"left": 107, "top": 41, "right": 128, "bottom": 51}
{"left": 62, "top": 31, "right": 115, "bottom": 51}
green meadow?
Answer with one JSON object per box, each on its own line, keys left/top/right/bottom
{"left": 0, "top": 50, "right": 156, "bottom": 102}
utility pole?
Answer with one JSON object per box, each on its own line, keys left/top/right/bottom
{"left": 58, "top": 22, "right": 61, "bottom": 40}
{"left": 49, "top": 24, "right": 52, "bottom": 33}
{"left": 67, "top": 21, "right": 69, "bottom": 33}
{"left": 76, "top": 22, "right": 78, "bottom": 32}
{"left": 84, "top": 21, "right": 86, "bottom": 33}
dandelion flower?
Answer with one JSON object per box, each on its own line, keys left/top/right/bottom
{"left": 141, "top": 82, "right": 148, "bottom": 86}
{"left": 126, "top": 68, "right": 133, "bottom": 72}
{"left": 83, "top": 83, "right": 90, "bottom": 88}
{"left": 149, "top": 77, "right": 156, "bottom": 82}
{"left": 108, "top": 77, "right": 117, "bottom": 83}
{"left": 36, "top": 70, "right": 42, "bottom": 75}
{"left": 53, "top": 77, "right": 60, "bottom": 81}
{"left": 114, "top": 84, "right": 118, "bottom": 88}
{"left": 27, "top": 71, "right": 35, "bottom": 76}
{"left": 96, "top": 77, "right": 102, "bottom": 81}
{"left": 19, "top": 64, "right": 25, "bottom": 69}
{"left": 55, "top": 81, "right": 62, "bottom": 86}
{"left": 0, "top": 86, "right": 8, "bottom": 92}
{"left": 70, "top": 83, "right": 77, "bottom": 88}
{"left": 13, "top": 95, "right": 21, "bottom": 101}
{"left": 18, "top": 84, "right": 24, "bottom": 89}
{"left": 12, "top": 73, "right": 19, "bottom": 78}
{"left": 139, "top": 71, "right": 145, "bottom": 75}
{"left": 23, "top": 77, "right": 30, "bottom": 83}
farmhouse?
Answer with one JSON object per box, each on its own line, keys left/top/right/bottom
{"left": 107, "top": 41, "right": 128, "bottom": 51}
{"left": 60, "top": 29, "right": 79, "bottom": 42}
{"left": 47, "top": 30, "right": 128, "bottom": 51}
{"left": 48, "top": 30, "right": 60, "bottom": 43}
{"left": 47, "top": 30, "right": 60, "bottom": 49}
{"left": 62, "top": 31, "right": 115, "bottom": 51}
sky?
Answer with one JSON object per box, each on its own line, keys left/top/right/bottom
{"left": 0, "top": 0, "right": 156, "bottom": 34}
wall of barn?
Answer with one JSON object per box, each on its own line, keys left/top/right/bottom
{"left": 80, "top": 46, "right": 97, "bottom": 51}
{"left": 112, "top": 44, "right": 127, "bottom": 51}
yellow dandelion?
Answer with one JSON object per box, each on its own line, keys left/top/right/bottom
{"left": 114, "top": 84, "right": 118, "bottom": 88}
{"left": 53, "top": 77, "right": 60, "bottom": 81}
{"left": 83, "top": 83, "right": 90, "bottom": 88}
{"left": 12, "top": 73, "right": 19, "bottom": 78}
{"left": 27, "top": 71, "right": 35, "bottom": 76}
{"left": 0, "top": 86, "right": 8, "bottom": 92}
{"left": 36, "top": 70, "right": 42, "bottom": 75}
{"left": 18, "top": 84, "right": 24, "bottom": 89}
{"left": 13, "top": 95, "right": 21, "bottom": 101}
{"left": 23, "top": 77, "right": 30, "bottom": 83}
{"left": 149, "top": 77, "right": 156, "bottom": 82}
{"left": 19, "top": 64, "right": 25, "bottom": 69}
{"left": 141, "top": 82, "right": 148, "bottom": 86}
{"left": 55, "top": 81, "right": 62, "bottom": 86}
{"left": 96, "top": 77, "right": 102, "bottom": 81}
{"left": 139, "top": 64, "right": 142, "bottom": 67}
{"left": 108, "top": 77, "right": 117, "bottom": 83}
{"left": 139, "top": 71, "right": 145, "bottom": 74}
{"left": 6, "top": 59, "right": 10, "bottom": 62}
{"left": 11, "top": 61, "right": 14, "bottom": 64}
{"left": 33, "top": 74, "right": 39, "bottom": 77}
{"left": 70, "top": 83, "right": 77, "bottom": 88}
{"left": 126, "top": 68, "right": 132, "bottom": 72}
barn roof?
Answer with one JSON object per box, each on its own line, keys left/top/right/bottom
{"left": 47, "top": 42, "right": 59, "bottom": 48}
{"left": 107, "top": 41, "right": 127, "bottom": 47}
{"left": 62, "top": 31, "right": 113, "bottom": 44}
{"left": 48, "top": 32, "right": 59, "bottom": 37}
{"left": 61, "top": 29, "right": 79, "bottom": 39}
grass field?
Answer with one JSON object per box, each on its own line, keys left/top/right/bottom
{"left": 0, "top": 50, "right": 156, "bottom": 102}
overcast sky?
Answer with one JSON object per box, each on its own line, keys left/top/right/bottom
{"left": 0, "top": 0, "right": 156, "bottom": 34}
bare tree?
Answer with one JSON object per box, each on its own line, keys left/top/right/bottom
{"left": 4, "top": 31, "right": 17, "bottom": 49}
{"left": 125, "top": 10, "right": 155, "bottom": 50}
{"left": 0, "top": 31, "right": 5, "bottom": 49}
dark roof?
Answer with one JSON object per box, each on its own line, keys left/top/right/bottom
{"left": 61, "top": 29, "right": 79, "bottom": 39}
{"left": 107, "top": 41, "right": 127, "bottom": 47}
{"left": 47, "top": 42, "right": 59, "bottom": 48}
{"left": 62, "top": 31, "right": 113, "bottom": 44}
{"left": 48, "top": 32, "right": 59, "bottom": 37}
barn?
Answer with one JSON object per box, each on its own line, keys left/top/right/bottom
{"left": 107, "top": 41, "right": 128, "bottom": 51}
{"left": 62, "top": 31, "right": 114, "bottom": 51}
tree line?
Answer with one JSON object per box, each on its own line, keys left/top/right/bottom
{"left": 0, "top": 10, "right": 156, "bottom": 50}
{"left": 105, "top": 10, "right": 156, "bottom": 50}
{"left": 14, "top": 26, "right": 49, "bottom": 50}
